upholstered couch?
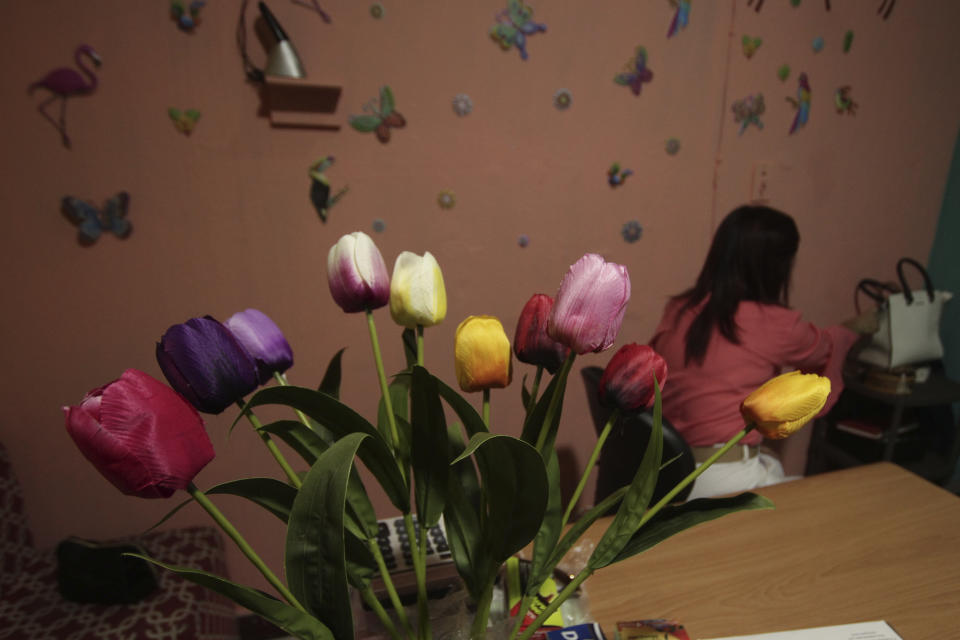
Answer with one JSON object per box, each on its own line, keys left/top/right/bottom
{"left": 0, "top": 442, "right": 239, "bottom": 639}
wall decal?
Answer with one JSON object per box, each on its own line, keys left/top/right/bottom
{"left": 171, "top": 1, "right": 205, "bottom": 31}
{"left": 28, "top": 44, "right": 101, "bottom": 148}
{"left": 843, "top": 30, "right": 854, "bottom": 52}
{"left": 732, "top": 94, "right": 765, "bottom": 135}
{"left": 665, "top": 138, "right": 681, "bottom": 155}
{"left": 372, "top": 218, "right": 386, "bottom": 233}
{"left": 741, "top": 36, "right": 762, "bottom": 59}
{"left": 667, "top": 0, "right": 690, "bottom": 38}
{"left": 812, "top": 36, "right": 824, "bottom": 53}
{"left": 553, "top": 88, "right": 572, "bottom": 110}
{"left": 607, "top": 163, "right": 633, "bottom": 187}
{"left": 834, "top": 86, "right": 858, "bottom": 115}
{"left": 291, "top": 0, "right": 331, "bottom": 22}
{"left": 621, "top": 221, "right": 643, "bottom": 243}
{"left": 490, "top": 0, "right": 547, "bottom": 61}
{"left": 747, "top": 0, "right": 764, "bottom": 12}
{"left": 349, "top": 86, "right": 406, "bottom": 143}
{"left": 62, "top": 192, "right": 131, "bottom": 245}
{"left": 437, "top": 190, "right": 456, "bottom": 209}
{"left": 168, "top": 108, "right": 201, "bottom": 135}
{"left": 777, "top": 64, "right": 791, "bottom": 82}
{"left": 786, "top": 73, "right": 810, "bottom": 134}
{"left": 452, "top": 93, "right": 473, "bottom": 117}
{"left": 877, "top": 0, "right": 896, "bottom": 20}
{"left": 614, "top": 46, "right": 653, "bottom": 96}
{"left": 517, "top": 234, "right": 530, "bottom": 248}
{"left": 369, "top": 2, "right": 384, "bottom": 19}
{"left": 309, "top": 156, "right": 348, "bottom": 222}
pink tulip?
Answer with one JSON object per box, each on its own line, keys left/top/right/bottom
{"left": 547, "top": 253, "right": 631, "bottom": 354}
{"left": 327, "top": 232, "right": 391, "bottom": 313}
{"left": 64, "top": 369, "right": 214, "bottom": 499}
{"left": 598, "top": 344, "right": 667, "bottom": 410}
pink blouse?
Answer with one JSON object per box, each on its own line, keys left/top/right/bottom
{"left": 648, "top": 298, "right": 859, "bottom": 447}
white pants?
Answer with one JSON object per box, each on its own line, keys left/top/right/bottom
{"left": 687, "top": 450, "right": 799, "bottom": 500}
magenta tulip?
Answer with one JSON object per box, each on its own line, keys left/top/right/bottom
{"left": 513, "top": 294, "right": 570, "bottom": 374}
{"left": 64, "top": 369, "right": 214, "bottom": 499}
{"left": 547, "top": 253, "right": 631, "bottom": 354}
{"left": 327, "top": 231, "right": 391, "bottom": 313}
{"left": 598, "top": 344, "right": 667, "bottom": 410}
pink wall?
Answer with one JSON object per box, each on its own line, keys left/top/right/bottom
{"left": 2, "top": 1, "right": 958, "bottom": 594}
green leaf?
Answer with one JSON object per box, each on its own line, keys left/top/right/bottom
{"left": 205, "top": 478, "right": 297, "bottom": 523}
{"left": 410, "top": 366, "right": 450, "bottom": 527}
{"left": 379, "top": 86, "right": 395, "bottom": 116}
{"left": 258, "top": 419, "right": 330, "bottom": 465}
{"left": 433, "top": 373, "right": 488, "bottom": 437}
{"left": 349, "top": 114, "right": 382, "bottom": 132}
{"left": 378, "top": 375, "right": 410, "bottom": 453}
{"left": 402, "top": 328, "right": 418, "bottom": 368}
{"left": 443, "top": 423, "right": 483, "bottom": 598}
{"left": 519, "top": 372, "right": 566, "bottom": 451}
{"left": 131, "top": 555, "right": 333, "bottom": 640}
{"left": 588, "top": 380, "right": 664, "bottom": 570}
{"left": 241, "top": 386, "right": 409, "bottom": 513}
{"left": 521, "top": 374, "right": 532, "bottom": 411}
{"left": 319, "top": 348, "right": 346, "bottom": 399}
{"left": 454, "top": 433, "right": 548, "bottom": 565}
{"left": 286, "top": 432, "right": 368, "bottom": 640}
{"left": 143, "top": 497, "right": 192, "bottom": 533}
{"left": 526, "top": 448, "right": 562, "bottom": 595}
{"left": 611, "top": 493, "right": 774, "bottom": 564}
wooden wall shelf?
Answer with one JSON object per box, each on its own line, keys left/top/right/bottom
{"left": 263, "top": 76, "right": 342, "bottom": 129}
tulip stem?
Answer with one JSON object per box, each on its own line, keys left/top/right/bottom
{"left": 367, "top": 538, "right": 416, "bottom": 639}
{"left": 561, "top": 409, "right": 619, "bottom": 529}
{"left": 366, "top": 309, "right": 401, "bottom": 454}
{"left": 482, "top": 389, "right": 491, "bottom": 427}
{"left": 526, "top": 367, "right": 544, "bottom": 415}
{"left": 402, "top": 514, "right": 431, "bottom": 640}
{"left": 416, "top": 324, "right": 424, "bottom": 367}
{"left": 273, "top": 372, "right": 315, "bottom": 433}
{"left": 534, "top": 351, "right": 576, "bottom": 453}
{"left": 359, "top": 586, "right": 404, "bottom": 640}
{"left": 238, "top": 403, "right": 302, "bottom": 489}
{"left": 187, "top": 483, "right": 306, "bottom": 613}
{"left": 515, "top": 567, "right": 592, "bottom": 640}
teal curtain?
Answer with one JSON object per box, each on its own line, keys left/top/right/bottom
{"left": 929, "top": 128, "right": 960, "bottom": 482}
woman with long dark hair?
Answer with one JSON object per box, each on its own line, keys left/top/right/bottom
{"left": 649, "top": 205, "right": 865, "bottom": 498}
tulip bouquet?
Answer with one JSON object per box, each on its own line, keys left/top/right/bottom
{"left": 64, "top": 231, "right": 829, "bottom": 640}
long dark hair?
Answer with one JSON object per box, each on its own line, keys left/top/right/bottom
{"left": 677, "top": 205, "right": 799, "bottom": 365}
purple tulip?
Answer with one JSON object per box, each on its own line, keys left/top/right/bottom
{"left": 547, "top": 253, "right": 631, "bottom": 354}
{"left": 598, "top": 344, "right": 668, "bottom": 410}
{"left": 224, "top": 308, "right": 294, "bottom": 382}
{"left": 156, "top": 316, "right": 259, "bottom": 414}
{"left": 327, "top": 231, "right": 391, "bottom": 313}
{"left": 64, "top": 369, "right": 214, "bottom": 499}
{"left": 513, "top": 294, "right": 570, "bottom": 374}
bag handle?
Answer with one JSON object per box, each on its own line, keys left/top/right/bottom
{"left": 896, "top": 257, "right": 935, "bottom": 304}
{"left": 855, "top": 278, "right": 899, "bottom": 313}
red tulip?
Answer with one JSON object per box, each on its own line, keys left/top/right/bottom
{"left": 64, "top": 369, "right": 214, "bottom": 499}
{"left": 547, "top": 253, "right": 631, "bottom": 354}
{"left": 513, "top": 294, "right": 570, "bottom": 374}
{"left": 598, "top": 344, "right": 667, "bottom": 411}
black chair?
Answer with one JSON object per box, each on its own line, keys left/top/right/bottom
{"left": 580, "top": 366, "right": 696, "bottom": 508}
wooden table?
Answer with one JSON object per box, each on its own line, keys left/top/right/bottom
{"left": 580, "top": 463, "right": 960, "bottom": 639}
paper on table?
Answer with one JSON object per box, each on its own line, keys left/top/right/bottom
{"left": 705, "top": 620, "right": 903, "bottom": 640}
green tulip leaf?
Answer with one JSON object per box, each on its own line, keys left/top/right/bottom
{"left": 319, "top": 348, "right": 347, "bottom": 399}
{"left": 349, "top": 114, "right": 382, "bottom": 132}
{"left": 129, "top": 554, "right": 333, "bottom": 640}
{"left": 401, "top": 328, "right": 418, "bottom": 368}
{"left": 454, "top": 433, "right": 548, "bottom": 565}
{"left": 520, "top": 374, "right": 532, "bottom": 412}
{"left": 411, "top": 365, "right": 450, "bottom": 527}
{"left": 143, "top": 497, "right": 192, "bottom": 533}
{"left": 205, "top": 478, "right": 298, "bottom": 523}
{"left": 526, "top": 448, "right": 562, "bottom": 596}
{"left": 611, "top": 493, "right": 774, "bottom": 564}
{"left": 442, "top": 424, "right": 483, "bottom": 598}
{"left": 378, "top": 375, "right": 410, "bottom": 463}
{"left": 519, "top": 371, "right": 567, "bottom": 452}
{"left": 588, "top": 380, "right": 664, "bottom": 570}
{"left": 379, "top": 85, "right": 395, "bottom": 116}
{"left": 344, "top": 529, "right": 377, "bottom": 589}
{"left": 258, "top": 419, "right": 330, "bottom": 465}
{"left": 241, "top": 386, "right": 410, "bottom": 513}
{"left": 432, "top": 373, "right": 489, "bottom": 437}
{"left": 286, "top": 432, "right": 368, "bottom": 640}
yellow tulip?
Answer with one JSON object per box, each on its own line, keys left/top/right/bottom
{"left": 454, "top": 316, "right": 512, "bottom": 392}
{"left": 389, "top": 251, "right": 447, "bottom": 328}
{"left": 740, "top": 370, "right": 831, "bottom": 439}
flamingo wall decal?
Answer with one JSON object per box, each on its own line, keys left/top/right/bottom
{"left": 28, "top": 44, "right": 101, "bottom": 148}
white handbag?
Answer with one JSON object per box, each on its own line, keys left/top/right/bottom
{"left": 856, "top": 258, "right": 953, "bottom": 369}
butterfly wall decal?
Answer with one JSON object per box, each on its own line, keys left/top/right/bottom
{"left": 168, "top": 108, "right": 201, "bottom": 135}
{"left": 489, "top": 0, "right": 547, "bottom": 61}
{"left": 62, "top": 192, "right": 131, "bottom": 244}
{"left": 614, "top": 46, "right": 654, "bottom": 96}
{"left": 348, "top": 86, "right": 406, "bottom": 143}
{"left": 171, "top": 0, "right": 205, "bottom": 31}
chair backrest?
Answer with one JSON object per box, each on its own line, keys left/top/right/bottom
{"left": 580, "top": 366, "right": 695, "bottom": 507}
{"left": 0, "top": 441, "right": 35, "bottom": 592}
